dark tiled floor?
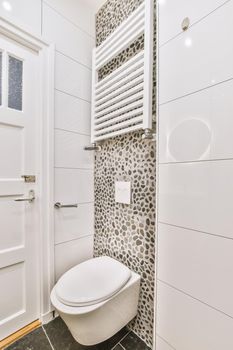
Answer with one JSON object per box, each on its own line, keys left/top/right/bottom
{"left": 5, "top": 317, "right": 150, "bottom": 350}
{"left": 121, "top": 332, "right": 150, "bottom": 350}
{"left": 5, "top": 328, "right": 51, "bottom": 350}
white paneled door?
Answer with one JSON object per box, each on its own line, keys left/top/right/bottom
{"left": 0, "top": 35, "right": 40, "bottom": 340}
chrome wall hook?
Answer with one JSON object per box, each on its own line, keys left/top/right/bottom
{"left": 182, "top": 17, "right": 190, "bottom": 31}
{"left": 84, "top": 143, "right": 102, "bottom": 151}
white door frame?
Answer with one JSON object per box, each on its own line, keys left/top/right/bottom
{"left": 0, "top": 16, "right": 55, "bottom": 325}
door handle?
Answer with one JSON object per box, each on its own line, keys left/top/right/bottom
{"left": 14, "top": 190, "right": 35, "bottom": 203}
{"left": 54, "top": 202, "right": 78, "bottom": 209}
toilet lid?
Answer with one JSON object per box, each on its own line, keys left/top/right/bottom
{"left": 55, "top": 256, "right": 131, "bottom": 307}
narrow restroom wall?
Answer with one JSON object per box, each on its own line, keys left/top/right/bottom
{"left": 157, "top": 1, "right": 233, "bottom": 349}
{"left": 94, "top": 1, "right": 156, "bottom": 347}
{"left": 42, "top": 0, "right": 97, "bottom": 281}
{"left": 0, "top": 0, "right": 101, "bottom": 320}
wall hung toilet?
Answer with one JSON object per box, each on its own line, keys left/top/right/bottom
{"left": 51, "top": 256, "right": 141, "bottom": 346}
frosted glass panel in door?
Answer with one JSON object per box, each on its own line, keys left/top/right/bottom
{"left": 8, "top": 55, "right": 23, "bottom": 111}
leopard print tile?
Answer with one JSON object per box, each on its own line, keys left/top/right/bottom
{"left": 95, "top": 1, "right": 156, "bottom": 347}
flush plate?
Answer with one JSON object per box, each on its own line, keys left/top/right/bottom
{"left": 115, "top": 181, "right": 131, "bottom": 204}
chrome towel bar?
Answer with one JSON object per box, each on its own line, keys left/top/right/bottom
{"left": 54, "top": 202, "right": 78, "bottom": 209}
{"left": 14, "top": 190, "right": 35, "bottom": 203}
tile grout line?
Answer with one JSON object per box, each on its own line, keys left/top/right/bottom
{"left": 111, "top": 330, "right": 131, "bottom": 350}
{"left": 159, "top": 156, "right": 233, "bottom": 165}
{"left": 42, "top": 326, "right": 55, "bottom": 350}
{"left": 55, "top": 234, "right": 94, "bottom": 247}
{"left": 54, "top": 89, "right": 91, "bottom": 105}
{"left": 56, "top": 50, "right": 92, "bottom": 71}
{"left": 43, "top": 0, "right": 95, "bottom": 40}
{"left": 55, "top": 88, "right": 91, "bottom": 104}
{"left": 159, "top": 0, "right": 231, "bottom": 48}
{"left": 112, "top": 342, "right": 125, "bottom": 349}
{"left": 159, "top": 221, "right": 233, "bottom": 242}
{"left": 156, "top": 335, "right": 176, "bottom": 350}
{"left": 158, "top": 279, "right": 233, "bottom": 320}
{"left": 159, "top": 76, "right": 233, "bottom": 107}
{"left": 117, "top": 345, "right": 125, "bottom": 350}
{"left": 54, "top": 127, "right": 91, "bottom": 137}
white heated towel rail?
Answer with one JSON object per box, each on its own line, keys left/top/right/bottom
{"left": 91, "top": 0, "right": 154, "bottom": 143}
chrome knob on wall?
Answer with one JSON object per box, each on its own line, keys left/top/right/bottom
{"left": 54, "top": 202, "right": 78, "bottom": 209}
{"left": 182, "top": 17, "right": 190, "bottom": 31}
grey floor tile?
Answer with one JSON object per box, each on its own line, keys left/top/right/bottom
{"left": 112, "top": 345, "right": 124, "bottom": 350}
{"left": 120, "top": 332, "right": 150, "bottom": 350}
{"left": 44, "top": 317, "right": 129, "bottom": 350}
{"left": 5, "top": 327, "right": 52, "bottom": 350}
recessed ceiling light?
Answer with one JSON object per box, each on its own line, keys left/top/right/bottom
{"left": 2, "top": 1, "right": 12, "bottom": 11}
{"left": 185, "top": 37, "right": 192, "bottom": 48}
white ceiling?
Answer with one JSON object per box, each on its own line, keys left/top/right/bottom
{"left": 84, "top": 0, "right": 107, "bottom": 12}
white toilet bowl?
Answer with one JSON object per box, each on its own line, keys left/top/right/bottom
{"left": 50, "top": 256, "right": 141, "bottom": 346}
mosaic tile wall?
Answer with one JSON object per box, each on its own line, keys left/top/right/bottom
{"left": 94, "top": 1, "right": 156, "bottom": 348}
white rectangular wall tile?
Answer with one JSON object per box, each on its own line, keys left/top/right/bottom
{"left": 55, "top": 168, "right": 94, "bottom": 203}
{"left": 55, "top": 129, "right": 93, "bottom": 169}
{"left": 43, "top": 4, "right": 94, "bottom": 68}
{"left": 156, "top": 337, "right": 175, "bottom": 350}
{"left": 43, "top": 0, "right": 96, "bottom": 37}
{"left": 159, "top": 79, "right": 233, "bottom": 163}
{"left": 55, "top": 52, "right": 92, "bottom": 101}
{"left": 157, "top": 281, "right": 233, "bottom": 350}
{"left": 159, "top": 1, "right": 233, "bottom": 104}
{"left": 55, "top": 90, "right": 91, "bottom": 136}
{"left": 158, "top": 0, "right": 233, "bottom": 348}
{"left": 159, "top": 0, "right": 228, "bottom": 46}
{"left": 55, "top": 235, "right": 94, "bottom": 280}
{"left": 55, "top": 203, "right": 94, "bottom": 245}
{"left": 48, "top": 0, "right": 95, "bottom": 292}
{"left": 158, "top": 223, "right": 233, "bottom": 317}
{"left": 159, "top": 160, "right": 233, "bottom": 239}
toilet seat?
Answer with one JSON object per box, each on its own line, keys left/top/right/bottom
{"left": 55, "top": 256, "right": 131, "bottom": 307}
